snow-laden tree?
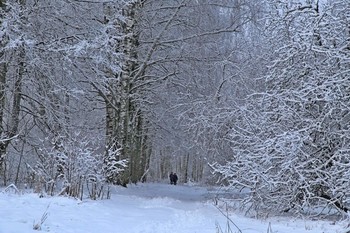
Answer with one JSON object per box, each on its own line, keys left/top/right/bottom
{"left": 67, "top": 0, "right": 153, "bottom": 185}
{"left": 213, "top": 0, "right": 350, "bottom": 215}
{"left": 0, "top": 0, "right": 109, "bottom": 187}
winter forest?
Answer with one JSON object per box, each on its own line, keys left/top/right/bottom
{"left": 1, "top": 0, "right": 350, "bottom": 218}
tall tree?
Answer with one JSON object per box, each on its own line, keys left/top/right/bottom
{"left": 0, "top": 1, "right": 26, "bottom": 184}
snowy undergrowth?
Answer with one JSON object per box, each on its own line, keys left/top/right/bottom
{"left": 0, "top": 183, "right": 348, "bottom": 233}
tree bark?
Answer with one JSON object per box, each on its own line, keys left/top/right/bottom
{"left": 0, "top": 0, "right": 7, "bottom": 171}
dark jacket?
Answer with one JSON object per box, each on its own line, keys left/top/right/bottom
{"left": 172, "top": 173, "right": 178, "bottom": 184}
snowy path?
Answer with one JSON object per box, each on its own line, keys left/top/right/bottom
{"left": 0, "top": 183, "right": 348, "bottom": 233}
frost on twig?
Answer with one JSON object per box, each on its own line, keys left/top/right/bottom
{"left": 33, "top": 204, "right": 50, "bottom": 231}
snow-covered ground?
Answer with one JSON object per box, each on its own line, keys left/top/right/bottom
{"left": 0, "top": 183, "right": 348, "bottom": 233}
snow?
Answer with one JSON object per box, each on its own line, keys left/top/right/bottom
{"left": 0, "top": 183, "right": 348, "bottom": 233}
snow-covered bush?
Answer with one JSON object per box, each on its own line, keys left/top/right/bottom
{"left": 212, "top": 1, "right": 350, "bottom": 216}
{"left": 103, "top": 146, "right": 128, "bottom": 185}
{"left": 28, "top": 133, "right": 126, "bottom": 199}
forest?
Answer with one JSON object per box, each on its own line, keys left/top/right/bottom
{"left": 0, "top": 0, "right": 350, "bottom": 217}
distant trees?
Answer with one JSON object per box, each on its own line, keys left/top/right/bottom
{"left": 95, "top": 0, "right": 260, "bottom": 184}
{"left": 147, "top": 0, "right": 265, "bottom": 183}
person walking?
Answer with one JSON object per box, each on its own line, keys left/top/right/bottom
{"left": 169, "top": 172, "right": 174, "bottom": 184}
{"left": 172, "top": 173, "right": 178, "bottom": 185}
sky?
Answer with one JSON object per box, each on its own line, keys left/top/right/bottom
{"left": 0, "top": 183, "right": 348, "bottom": 233}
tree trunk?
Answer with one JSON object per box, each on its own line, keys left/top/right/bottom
{"left": 0, "top": 0, "right": 7, "bottom": 171}
{"left": 105, "top": 1, "right": 148, "bottom": 185}
{"left": 0, "top": 1, "right": 25, "bottom": 183}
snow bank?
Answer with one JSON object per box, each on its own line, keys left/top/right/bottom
{"left": 0, "top": 183, "right": 348, "bottom": 233}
